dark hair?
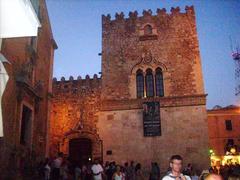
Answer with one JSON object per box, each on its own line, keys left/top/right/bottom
{"left": 170, "top": 155, "right": 183, "bottom": 162}
{"left": 130, "top": 161, "right": 134, "bottom": 166}
{"left": 58, "top": 152, "right": 63, "bottom": 157}
{"left": 201, "top": 173, "right": 209, "bottom": 180}
{"left": 228, "top": 174, "right": 240, "bottom": 180}
{"left": 135, "top": 163, "right": 141, "bottom": 172}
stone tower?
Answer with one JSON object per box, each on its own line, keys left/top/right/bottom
{"left": 99, "top": 6, "right": 209, "bottom": 171}
{"left": 101, "top": 6, "right": 204, "bottom": 100}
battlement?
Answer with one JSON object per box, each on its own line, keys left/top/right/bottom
{"left": 102, "top": 6, "right": 194, "bottom": 24}
{"left": 52, "top": 74, "right": 101, "bottom": 93}
{"left": 53, "top": 74, "right": 101, "bottom": 82}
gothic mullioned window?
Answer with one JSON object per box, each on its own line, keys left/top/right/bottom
{"left": 136, "top": 67, "right": 164, "bottom": 98}
{"left": 136, "top": 69, "right": 144, "bottom": 98}
{"left": 155, "top": 68, "right": 164, "bottom": 97}
{"left": 145, "top": 69, "right": 154, "bottom": 97}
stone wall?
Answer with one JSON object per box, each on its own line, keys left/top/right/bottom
{"left": 98, "top": 105, "right": 209, "bottom": 172}
{"left": 50, "top": 76, "right": 102, "bottom": 159}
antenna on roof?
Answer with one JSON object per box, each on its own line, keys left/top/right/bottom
{"left": 230, "top": 36, "right": 240, "bottom": 96}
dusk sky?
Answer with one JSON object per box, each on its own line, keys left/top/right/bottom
{"left": 46, "top": 0, "right": 240, "bottom": 109}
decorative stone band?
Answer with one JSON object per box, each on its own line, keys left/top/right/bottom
{"left": 101, "top": 94, "right": 207, "bottom": 111}
{"left": 139, "top": 34, "right": 158, "bottom": 41}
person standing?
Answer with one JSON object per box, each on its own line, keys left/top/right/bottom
{"left": 128, "top": 161, "right": 135, "bottom": 180}
{"left": 155, "top": 162, "right": 160, "bottom": 180}
{"left": 112, "top": 165, "right": 123, "bottom": 180}
{"left": 150, "top": 162, "right": 160, "bottom": 180}
{"left": 44, "top": 158, "right": 51, "bottom": 180}
{"left": 91, "top": 159, "right": 104, "bottom": 180}
{"left": 191, "top": 170, "right": 199, "bottom": 180}
{"left": 162, "top": 155, "right": 191, "bottom": 180}
{"left": 60, "top": 161, "right": 69, "bottom": 180}
{"left": 135, "top": 163, "right": 144, "bottom": 180}
{"left": 75, "top": 165, "right": 81, "bottom": 180}
{"left": 51, "top": 152, "right": 63, "bottom": 180}
{"left": 183, "top": 163, "right": 193, "bottom": 176}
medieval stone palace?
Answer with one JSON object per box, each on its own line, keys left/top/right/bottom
{"left": 50, "top": 6, "right": 209, "bottom": 171}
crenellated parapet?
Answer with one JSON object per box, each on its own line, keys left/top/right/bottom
{"left": 53, "top": 74, "right": 101, "bottom": 82}
{"left": 102, "top": 6, "right": 195, "bottom": 25}
{"left": 52, "top": 74, "right": 101, "bottom": 95}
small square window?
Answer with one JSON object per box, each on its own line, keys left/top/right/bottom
{"left": 106, "top": 150, "right": 112, "bottom": 155}
{"left": 225, "top": 120, "right": 232, "bottom": 131}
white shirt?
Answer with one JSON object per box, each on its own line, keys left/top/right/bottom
{"left": 91, "top": 164, "right": 103, "bottom": 180}
{"left": 114, "top": 173, "right": 123, "bottom": 180}
{"left": 44, "top": 164, "right": 51, "bottom": 180}
{"left": 53, "top": 157, "right": 62, "bottom": 168}
{"left": 75, "top": 167, "right": 81, "bottom": 178}
{"left": 162, "top": 173, "right": 191, "bottom": 180}
{"left": 191, "top": 175, "right": 198, "bottom": 180}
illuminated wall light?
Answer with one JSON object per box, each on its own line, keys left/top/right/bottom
{"left": 230, "top": 147, "right": 236, "bottom": 154}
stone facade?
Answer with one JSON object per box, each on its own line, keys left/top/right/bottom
{"left": 51, "top": 6, "right": 210, "bottom": 174}
{"left": 101, "top": 7, "right": 204, "bottom": 100}
{"left": 50, "top": 76, "right": 102, "bottom": 159}
{"left": 98, "top": 105, "right": 209, "bottom": 171}
{"left": 0, "top": 0, "right": 57, "bottom": 176}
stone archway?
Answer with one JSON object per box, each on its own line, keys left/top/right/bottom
{"left": 59, "top": 130, "right": 102, "bottom": 163}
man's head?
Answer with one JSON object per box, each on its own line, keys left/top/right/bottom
{"left": 205, "top": 174, "right": 222, "bottom": 180}
{"left": 130, "top": 161, "right": 134, "bottom": 166}
{"left": 58, "top": 152, "right": 63, "bottom": 158}
{"left": 116, "top": 165, "right": 121, "bottom": 172}
{"left": 169, "top": 155, "right": 183, "bottom": 174}
{"left": 94, "top": 158, "right": 99, "bottom": 164}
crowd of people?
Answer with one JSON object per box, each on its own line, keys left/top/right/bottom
{"left": 37, "top": 152, "right": 156, "bottom": 180}
{"left": 36, "top": 153, "right": 240, "bottom": 180}
{"left": 208, "top": 164, "right": 240, "bottom": 180}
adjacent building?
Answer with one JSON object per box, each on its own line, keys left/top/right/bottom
{"left": 208, "top": 105, "right": 240, "bottom": 165}
{"left": 0, "top": 0, "right": 57, "bottom": 177}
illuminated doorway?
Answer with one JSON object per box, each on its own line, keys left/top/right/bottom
{"left": 69, "top": 138, "right": 92, "bottom": 165}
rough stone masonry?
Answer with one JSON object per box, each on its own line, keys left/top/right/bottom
{"left": 51, "top": 6, "right": 210, "bottom": 173}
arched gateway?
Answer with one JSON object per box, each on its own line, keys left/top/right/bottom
{"left": 59, "top": 130, "right": 102, "bottom": 165}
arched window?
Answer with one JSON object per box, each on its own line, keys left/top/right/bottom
{"left": 145, "top": 69, "right": 154, "bottom": 97}
{"left": 144, "top": 25, "right": 153, "bottom": 35}
{"left": 136, "top": 69, "right": 144, "bottom": 98}
{"left": 155, "top": 68, "right": 164, "bottom": 97}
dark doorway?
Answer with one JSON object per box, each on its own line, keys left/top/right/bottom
{"left": 69, "top": 138, "right": 92, "bottom": 166}
{"left": 20, "top": 105, "right": 32, "bottom": 146}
